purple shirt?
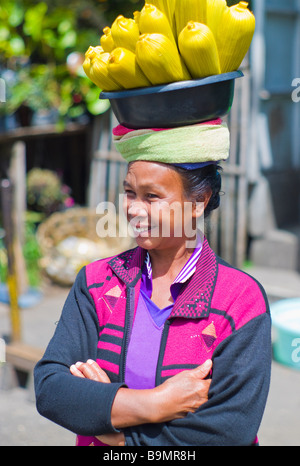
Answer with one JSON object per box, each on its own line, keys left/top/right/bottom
{"left": 125, "top": 237, "right": 203, "bottom": 389}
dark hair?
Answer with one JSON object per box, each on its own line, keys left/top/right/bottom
{"left": 171, "top": 164, "right": 223, "bottom": 217}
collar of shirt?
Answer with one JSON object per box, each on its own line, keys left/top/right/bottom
{"left": 141, "top": 234, "right": 203, "bottom": 303}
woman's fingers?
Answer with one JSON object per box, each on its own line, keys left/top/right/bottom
{"left": 70, "top": 359, "right": 111, "bottom": 383}
{"left": 96, "top": 432, "right": 125, "bottom": 446}
{"left": 192, "top": 359, "right": 213, "bottom": 379}
{"left": 154, "top": 359, "right": 214, "bottom": 422}
{"left": 70, "top": 363, "right": 85, "bottom": 378}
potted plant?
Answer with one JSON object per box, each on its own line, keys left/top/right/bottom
{"left": 26, "top": 168, "right": 75, "bottom": 217}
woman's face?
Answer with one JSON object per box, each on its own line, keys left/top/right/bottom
{"left": 123, "top": 161, "right": 204, "bottom": 251}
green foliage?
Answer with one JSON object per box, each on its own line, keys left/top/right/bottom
{"left": 0, "top": 0, "right": 142, "bottom": 121}
{"left": 22, "top": 217, "right": 42, "bottom": 287}
{"left": 0, "top": 216, "right": 42, "bottom": 288}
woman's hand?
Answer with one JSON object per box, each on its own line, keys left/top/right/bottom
{"left": 95, "top": 432, "right": 125, "bottom": 446}
{"left": 151, "top": 359, "right": 212, "bottom": 423}
{"left": 70, "top": 359, "right": 111, "bottom": 383}
{"left": 70, "top": 359, "right": 125, "bottom": 446}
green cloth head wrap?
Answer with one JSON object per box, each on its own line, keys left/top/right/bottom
{"left": 112, "top": 120, "right": 230, "bottom": 164}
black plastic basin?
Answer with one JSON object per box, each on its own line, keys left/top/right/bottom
{"left": 100, "top": 71, "right": 243, "bottom": 129}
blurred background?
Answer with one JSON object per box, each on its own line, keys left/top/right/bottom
{"left": 0, "top": 0, "right": 300, "bottom": 447}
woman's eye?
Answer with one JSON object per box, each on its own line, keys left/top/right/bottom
{"left": 124, "top": 189, "right": 135, "bottom": 196}
{"left": 147, "top": 193, "right": 159, "bottom": 199}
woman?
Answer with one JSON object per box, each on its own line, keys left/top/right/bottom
{"left": 34, "top": 120, "right": 272, "bottom": 446}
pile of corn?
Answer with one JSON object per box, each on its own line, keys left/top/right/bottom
{"left": 83, "top": 0, "right": 255, "bottom": 92}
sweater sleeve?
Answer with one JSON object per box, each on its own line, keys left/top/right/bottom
{"left": 34, "top": 267, "right": 125, "bottom": 436}
{"left": 124, "top": 311, "right": 272, "bottom": 446}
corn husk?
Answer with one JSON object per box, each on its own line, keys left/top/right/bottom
{"left": 133, "top": 10, "right": 141, "bottom": 27}
{"left": 82, "top": 46, "right": 103, "bottom": 80}
{"left": 107, "top": 47, "right": 151, "bottom": 89}
{"left": 136, "top": 33, "right": 191, "bottom": 85}
{"left": 178, "top": 21, "right": 220, "bottom": 79}
{"left": 206, "top": 0, "right": 228, "bottom": 37}
{"left": 139, "top": 3, "right": 176, "bottom": 45}
{"left": 111, "top": 15, "right": 140, "bottom": 52}
{"left": 83, "top": 47, "right": 121, "bottom": 91}
{"left": 100, "top": 27, "right": 115, "bottom": 53}
{"left": 149, "top": 0, "right": 176, "bottom": 35}
{"left": 216, "top": 1, "right": 256, "bottom": 73}
{"left": 175, "top": 0, "right": 207, "bottom": 39}
{"left": 84, "top": 45, "right": 104, "bottom": 59}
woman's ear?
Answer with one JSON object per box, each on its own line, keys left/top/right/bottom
{"left": 192, "top": 190, "right": 212, "bottom": 219}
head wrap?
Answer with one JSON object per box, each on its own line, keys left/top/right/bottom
{"left": 112, "top": 119, "right": 230, "bottom": 166}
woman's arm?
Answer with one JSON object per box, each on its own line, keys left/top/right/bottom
{"left": 34, "top": 268, "right": 126, "bottom": 437}
{"left": 71, "top": 359, "right": 212, "bottom": 428}
{"left": 71, "top": 358, "right": 212, "bottom": 446}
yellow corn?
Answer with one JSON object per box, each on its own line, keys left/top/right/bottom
{"left": 82, "top": 46, "right": 103, "bottom": 80}
{"left": 83, "top": 47, "right": 121, "bottom": 91}
{"left": 216, "top": 1, "right": 256, "bottom": 73}
{"left": 136, "top": 33, "right": 191, "bottom": 85}
{"left": 111, "top": 15, "right": 140, "bottom": 52}
{"left": 139, "top": 3, "right": 176, "bottom": 45}
{"left": 133, "top": 10, "right": 141, "bottom": 27}
{"left": 178, "top": 21, "right": 220, "bottom": 78}
{"left": 107, "top": 47, "right": 151, "bottom": 89}
{"left": 84, "top": 45, "right": 104, "bottom": 59}
{"left": 175, "top": 0, "right": 207, "bottom": 39}
{"left": 206, "top": 0, "right": 228, "bottom": 38}
{"left": 149, "top": 0, "right": 176, "bottom": 35}
{"left": 100, "top": 27, "right": 115, "bottom": 53}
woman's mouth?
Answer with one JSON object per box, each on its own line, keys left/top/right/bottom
{"left": 132, "top": 224, "right": 152, "bottom": 235}
{"left": 130, "top": 221, "right": 158, "bottom": 237}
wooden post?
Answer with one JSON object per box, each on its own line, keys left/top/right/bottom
{"left": 9, "top": 141, "right": 28, "bottom": 295}
{"left": 0, "top": 179, "right": 21, "bottom": 342}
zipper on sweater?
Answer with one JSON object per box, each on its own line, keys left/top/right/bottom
{"left": 155, "top": 319, "right": 171, "bottom": 387}
{"left": 120, "top": 286, "right": 135, "bottom": 383}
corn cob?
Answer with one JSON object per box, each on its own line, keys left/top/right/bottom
{"left": 83, "top": 47, "right": 121, "bottom": 91}
{"left": 216, "top": 1, "right": 256, "bottom": 73}
{"left": 175, "top": 0, "right": 207, "bottom": 39}
{"left": 100, "top": 27, "right": 115, "bottom": 53}
{"left": 111, "top": 15, "right": 140, "bottom": 52}
{"left": 139, "top": 3, "right": 176, "bottom": 45}
{"left": 206, "top": 0, "right": 228, "bottom": 38}
{"left": 133, "top": 10, "right": 141, "bottom": 27}
{"left": 82, "top": 45, "right": 103, "bottom": 80}
{"left": 85, "top": 45, "right": 104, "bottom": 58}
{"left": 178, "top": 21, "right": 220, "bottom": 78}
{"left": 107, "top": 47, "right": 151, "bottom": 89}
{"left": 136, "top": 33, "right": 191, "bottom": 85}
{"left": 149, "top": 0, "right": 176, "bottom": 36}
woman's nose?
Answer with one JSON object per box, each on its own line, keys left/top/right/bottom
{"left": 127, "top": 201, "right": 148, "bottom": 218}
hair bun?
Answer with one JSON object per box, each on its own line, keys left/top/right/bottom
{"left": 173, "top": 164, "right": 222, "bottom": 218}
